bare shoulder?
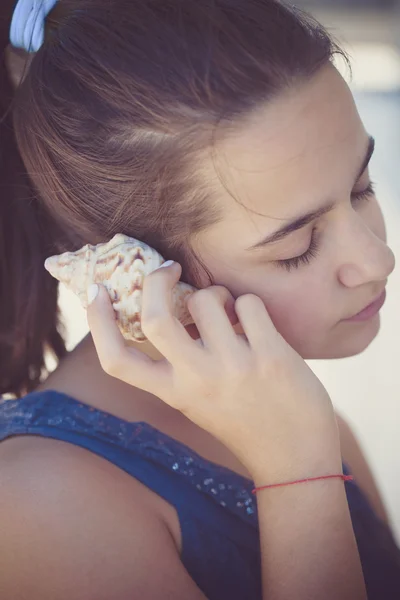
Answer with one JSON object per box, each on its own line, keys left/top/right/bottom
{"left": 0, "top": 436, "right": 205, "bottom": 600}
{"left": 335, "top": 413, "right": 390, "bottom": 526}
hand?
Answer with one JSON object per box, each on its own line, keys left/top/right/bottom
{"left": 87, "top": 261, "right": 338, "bottom": 476}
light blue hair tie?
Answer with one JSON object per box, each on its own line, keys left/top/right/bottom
{"left": 10, "top": 0, "right": 58, "bottom": 53}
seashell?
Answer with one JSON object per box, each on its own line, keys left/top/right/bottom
{"left": 44, "top": 233, "right": 197, "bottom": 342}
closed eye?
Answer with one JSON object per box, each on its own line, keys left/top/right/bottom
{"left": 275, "top": 181, "right": 376, "bottom": 273}
{"left": 351, "top": 180, "right": 376, "bottom": 206}
{"left": 275, "top": 228, "right": 319, "bottom": 272}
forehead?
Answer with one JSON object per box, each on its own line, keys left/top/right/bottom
{"left": 197, "top": 65, "right": 367, "bottom": 257}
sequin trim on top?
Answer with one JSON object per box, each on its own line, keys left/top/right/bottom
{"left": 0, "top": 391, "right": 257, "bottom": 524}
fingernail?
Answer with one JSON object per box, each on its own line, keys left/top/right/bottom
{"left": 87, "top": 284, "right": 99, "bottom": 305}
{"left": 158, "top": 260, "right": 175, "bottom": 270}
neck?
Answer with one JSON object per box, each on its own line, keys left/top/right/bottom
{"left": 38, "top": 334, "right": 179, "bottom": 424}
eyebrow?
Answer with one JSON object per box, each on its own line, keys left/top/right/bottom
{"left": 246, "top": 135, "right": 376, "bottom": 251}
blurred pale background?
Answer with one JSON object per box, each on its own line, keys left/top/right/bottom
{"left": 56, "top": 2, "right": 400, "bottom": 541}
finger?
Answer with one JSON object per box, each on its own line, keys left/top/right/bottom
{"left": 185, "top": 299, "right": 238, "bottom": 340}
{"left": 186, "top": 286, "right": 239, "bottom": 353}
{"left": 234, "top": 294, "right": 279, "bottom": 353}
{"left": 87, "top": 284, "right": 170, "bottom": 395}
{"left": 141, "top": 262, "right": 205, "bottom": 365}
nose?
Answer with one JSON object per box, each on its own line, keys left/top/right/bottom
{"left": 337, "top": 221, "right": 396, "bottom": 289}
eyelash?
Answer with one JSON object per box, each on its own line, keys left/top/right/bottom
{"left": 276, "top": 181, "right": 376, "bottom": 272}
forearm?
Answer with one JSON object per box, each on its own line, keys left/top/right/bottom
{"left": 252, "top": 436, "right": 367, "bottom": 600}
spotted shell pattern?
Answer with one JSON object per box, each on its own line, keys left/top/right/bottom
{"left": 44, "top": 234, "right": 197, "bottom": 342}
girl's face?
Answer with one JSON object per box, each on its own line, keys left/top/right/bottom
{"left": 193, "top": 65, "right": 395, "bottom": 359}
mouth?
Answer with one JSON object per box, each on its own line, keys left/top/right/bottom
{"left": 344, "top": 289, "right": 387, "bottom": 323}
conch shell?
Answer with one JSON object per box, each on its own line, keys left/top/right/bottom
{"left": 44, "top": 233, "right": 197, "bottom": 342}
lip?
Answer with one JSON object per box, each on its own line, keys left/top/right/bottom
{"left": 344, "top": 289, "right": 387, "bottom": 323}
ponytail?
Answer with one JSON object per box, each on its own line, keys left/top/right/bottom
{"left": 0, "top": 2, "right": 66, "bottom": 397}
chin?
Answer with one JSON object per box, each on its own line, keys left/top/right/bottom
{"left": 303, "top": 314, "right": 381, "bottom": 360}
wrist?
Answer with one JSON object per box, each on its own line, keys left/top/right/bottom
{"left": 244, "top": 422, "right": 342, "bottom": 485}
{"left": 250, "top": 452, "right": 343, "bottom": 487}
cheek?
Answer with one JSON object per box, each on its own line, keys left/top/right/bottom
{"left": 265, "top": 287, "right": 319, "bottom": 349}
{"left": 241, "top": 261, "right": 335, "bottom": 355}
{"left": 198, "top": 252, "right": 334, "bottom": 354}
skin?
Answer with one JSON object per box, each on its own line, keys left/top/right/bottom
{"left": 191, "top": 65, "right": 395, "bottom": 359}
{"left": 0, "top": 64, "right": 395, "bottom": 598}
{"left": 38, "top": 64, "right": 395, "bottom": 515}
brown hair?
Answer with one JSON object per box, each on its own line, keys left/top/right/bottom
{"left": 5, "top": 0, "right": 346, "bottom": 395}
{"left": 0, "top": 1, "right": 66, "bottom": 398}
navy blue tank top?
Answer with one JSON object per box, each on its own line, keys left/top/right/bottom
{"left": 1, "top": 390, "right": 400, "bottom": 599}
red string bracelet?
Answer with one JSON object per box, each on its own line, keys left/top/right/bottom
{"left": 252, "top": 473, "right": 354, "bottom": 494}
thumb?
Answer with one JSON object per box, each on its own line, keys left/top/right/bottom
{"left": 86, "top": 284, "right": 167, "bottom": 393}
